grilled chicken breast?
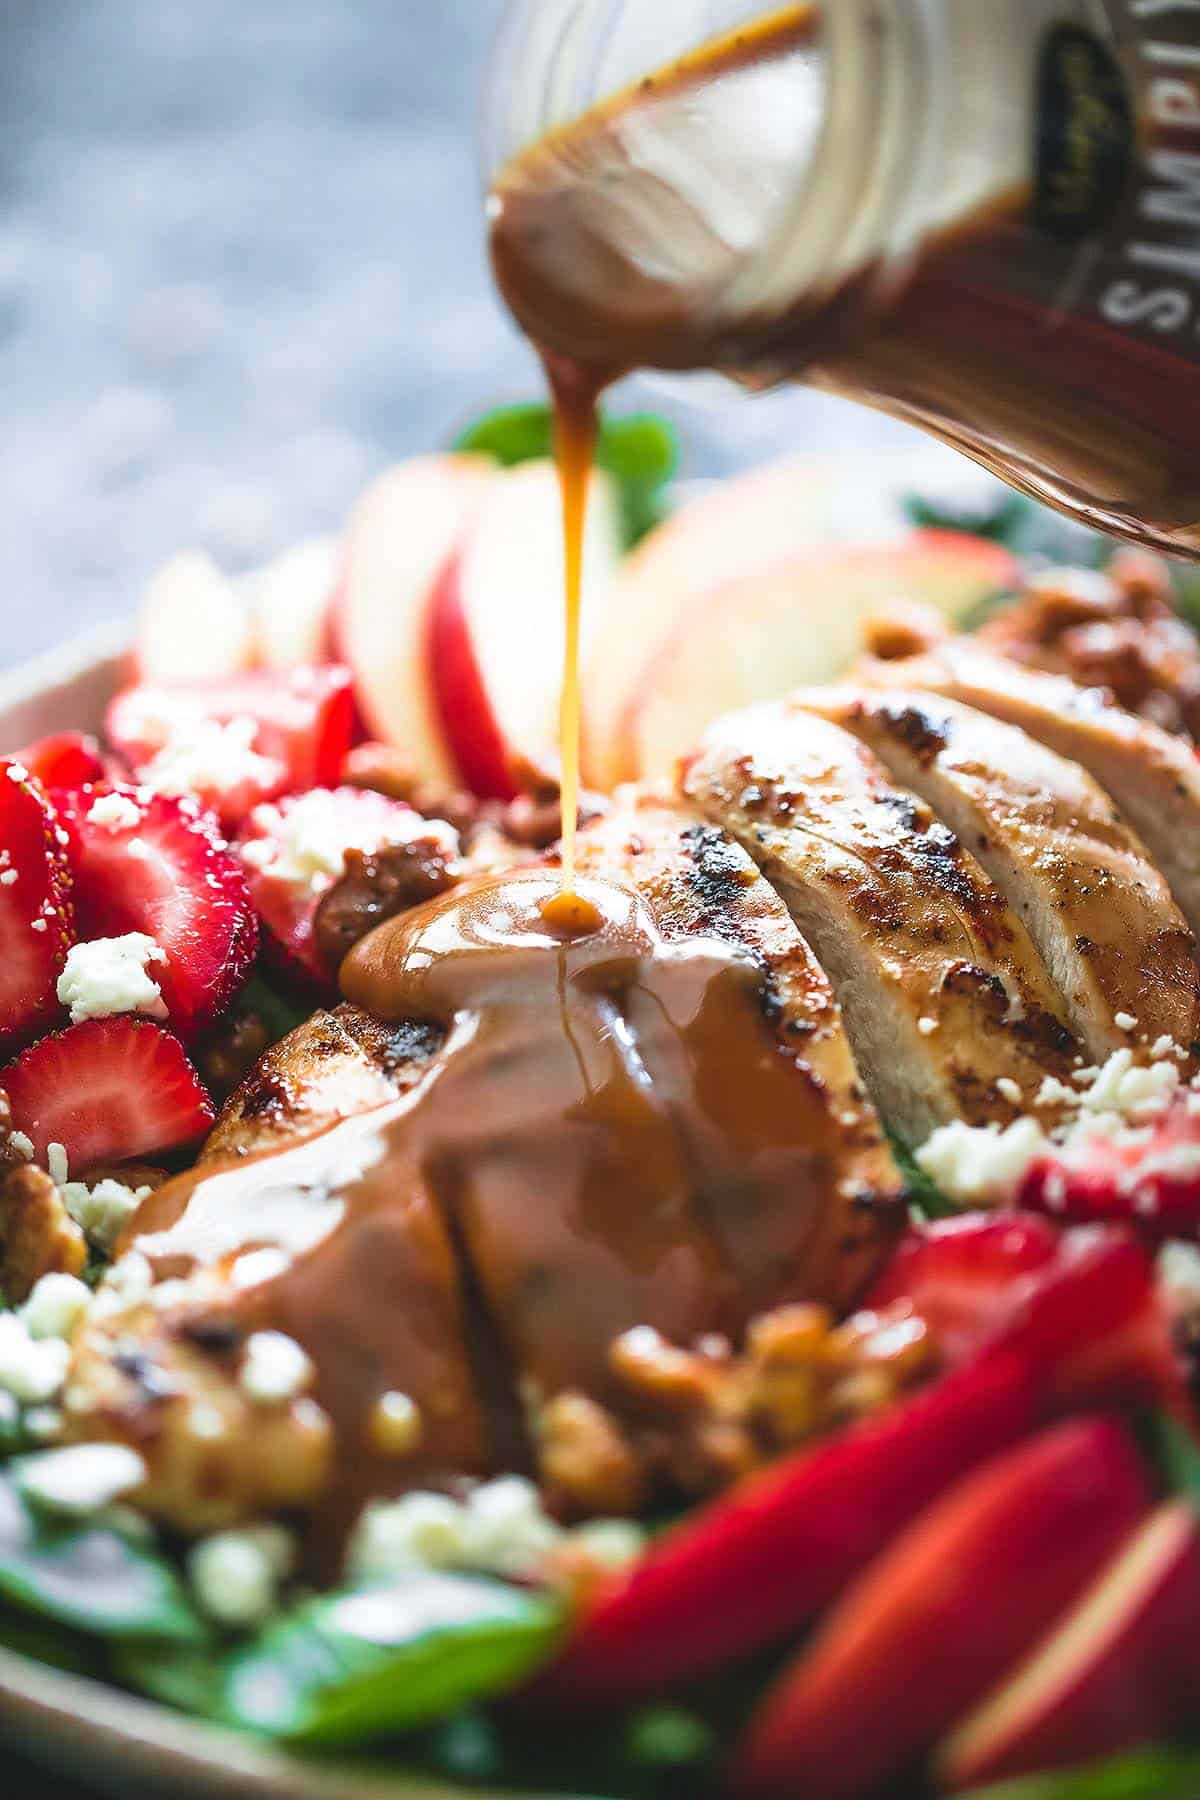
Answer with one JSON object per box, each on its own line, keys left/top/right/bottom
{"left": 861, "top": 642, "right": 1200, "bottom": 944}
{"left": 62, "top": 800, "right": 905, "bottom": 1539}
{"left": 683, "top": 702, "right": 1078, "bottom": 1146}
{"left": 805, "top": 686, "right": 1200, "bottom": 1061}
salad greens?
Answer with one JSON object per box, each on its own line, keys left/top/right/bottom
{"left": 0, "top": 1471, "right": 200, "bottom": 1642}
{"left": 956, "top": 1749, "right": 1200, "bottom": 1800}
{"left": 454, "top": 403, "right": 679, "bottom": 548}
{"left": 117, "top": 1573, "right": 563, "bottom": 1746}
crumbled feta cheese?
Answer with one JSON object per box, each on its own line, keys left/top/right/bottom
{"left": 57, "top": 934, "right": 168, "bottom": 1024}
{"left": 140, "top": 716, "right": 280, "bottom": 806}
{"left": 239, "top": 790, "right": 450, "bottom": 894}
{"left": 20, "top": 1273, "right": 92, "bottom": 1341}
{"left": 348, "top": 1493, "right": 474, "bottom": 1579}
{"left": 1115, "top": 1012, "right": 1138, "bottom": 1033}
{"left": 1080, "top": 1049, "right": 1178, "bottom": 1120}
{"left": 16, "top": 1444, "right": 145, "bottom": 1515}
{"left": 30, "top": 918, "right": 46, "bottom": 933}
{"left": 86, "top": 793, "right": 141, "bottom": 831}
{"left": 188, "top": 1529, "right": 281, "bottom": 1628}
{"left": 9, "top": 1132, "right": 33, "bottom": 1162}
{"left": 995, "top": 1077, "right": 1022, "bottom": 1105}
{"left": 917, "top": 1016, "right": 938, "bottom": 1037}
{"left": 0, "top": 870, "right": 17, "bottom": 888}
{"left": 1151, "top": 1035, "right": 1186, "bottom": 1063}
{"left": 916, "top": 1116, "right": 1051, "bottom": 1205}
{"left": 239, "top": 1331, "right": 313, "bottom": 1404}
{"left": 0, "top": 1315, "right": 71, "bottom": 1404}
{"left": 23, "top": 1406, "right": 63, "bottom": 1442}
{"left": 462, "top": 1476, "right": 563, "bottom": 1577}
{"left": 46, "top": 1143, "right": 69, "bottom": 1187}
{"left": 63, "top": 1179, "right": 152, "bottom": 1252}
{"left": 94, "top": 1251, "right": 154, "bottom": 1313}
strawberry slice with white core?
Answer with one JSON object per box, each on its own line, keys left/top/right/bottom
{"left": 61, "top": 784, "right": 258, "bottom": 1037}
{"left": 1020, "top": 1097, "right": 1200, "bottom": 1242}
{"left": 236, "top": 786, "right": 459, "bottom": 989}
{"left": 0, "top": 760, "right": 74, "bottom": 1054}
{"left": 105, "top": 665, "right": 357, "bottom": 828}
{"left": 3, "top": 1017, "right": 213, "bottom": 1169}
{"left": 14, "top": 733, "right": 106, "bottom": 791}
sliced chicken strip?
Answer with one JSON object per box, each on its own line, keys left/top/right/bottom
{"left": 682, "top": 703, "right": 1078, "bottom": 1146}
{"left": 804, "top": 686, "right": 1200, "bottom": 1061}
{"left": 861, "top": 641, "right": 1200, "bottom": 947}
{"left": 573, "top": 795, "right": 906, "bottom": 1320}
{"left": 201, "top": 1005, "right": 438, "bottom": 1162}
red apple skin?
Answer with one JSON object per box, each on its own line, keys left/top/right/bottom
{"left": 735, "top": 1417, "right": 1152, "bottom": 1800}
{"left": 426, "top": 547, "right": 520, "bottom": 801}
{"left": 529, "top": 1350, "right": 1035, "bottom": 1709}
{"left": 938, "top": 1502, "right": 1200, "bottom": 1792}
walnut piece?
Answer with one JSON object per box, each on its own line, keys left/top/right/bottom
{"left": 0, "top": 1165, "right": 88, "bottom": 1302}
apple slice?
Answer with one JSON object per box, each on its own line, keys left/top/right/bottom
{"left": 582, "top": 457, "right": 861, "bottom": 790}
{"left": 251, "top": 537, "right": 340, "bottom": 669}
{"left": 530, "top": 1350, "right": 1035, "bottom": 1708}
{"left": 427, "top": 459, "right": 623, "bottom": 800}
{"left": 734, "top": 1417, "right": 1151, "bottom": 1800}
{"left": 337, "top": 455, "right": 497, "bottom": 788}
{"left": 938, "top": 1501, "right": 1200, "bottom": 1792}
{"left": 133, "top": 551, "right": 258, "bottom": 685}
{"left": 607, "top": 530, "right": 1017, "bottom": 786}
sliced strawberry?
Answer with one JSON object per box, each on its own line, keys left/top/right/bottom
{"left": 60, "top": 785, "right": 258, "bottom": 1037}
{"left": 736, "top": 1417, "right": 1152, "bottom": 1800}
{"left": 3, "top": 1017, "right": 213, "bottom": 1168}
{"left": 530, "top": 1351, "right": 1035, "bottom": 1708}
{"left": 0, "top": 760, "right": 74, "bottom": 1053}
{"left": 235, "top": 786, "right": 459, "bottom": 992}
{"left": 870, "top": 1214, "right": 1188, "bottom": 1419}
{"left": 868, "top": 1213, "right": 1062, "bottom": 1363}
{"left": 14, "top": 733, "right": 107, "bottom": 791}
{"left": 104, "top": 666, "right": 357, "bottom": 830}
{"left": 1019, "top": 1099, "right": 1200, "bottom": 1243}
{"left": 997, "top": 1226, "right": 1191, "bottom": 1422}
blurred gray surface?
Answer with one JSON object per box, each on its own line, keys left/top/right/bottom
{"left": 0, "top": 0, "right": 916, "bottom": 667}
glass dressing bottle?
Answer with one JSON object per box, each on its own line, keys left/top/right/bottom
{"left": 486, "top": 0, "right": 1200, "bottom": 555}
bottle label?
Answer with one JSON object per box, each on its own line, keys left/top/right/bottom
{"left": 1080, "top": 0, "right": 1200, "bottom": 353}
{"left": 1034, "top": 25, "right": 1134, "bottom": 241}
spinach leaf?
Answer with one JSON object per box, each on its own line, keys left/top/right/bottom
{"left": 0, "top": 1473, "right": 202, "bottom": 1642}
{"left": 219, "top": 1572, "right": 564, "bottom": 1744}
{"left": 0, "top": 1601, "right": 107, "bottom": 1676}
{"left": 903, "top": 484, "right": 1109, "bottom": 570}
{"left": 957, "top": 1747, "right": 1200, "bottom": 1800}
{"left": 454, "top": 403, "right": 678, "bottom": 548}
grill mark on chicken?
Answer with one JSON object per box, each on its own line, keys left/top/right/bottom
{"left": 683, "top": 703, "right": 1079, "bottom": 1146}
{"left": 809, "top": 685, "right": 1200, "bottom": 1061}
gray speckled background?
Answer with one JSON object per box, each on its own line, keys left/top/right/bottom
{"left": 0, "top": 0, "right": 922, "bottom": 671}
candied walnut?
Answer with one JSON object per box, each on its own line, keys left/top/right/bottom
{"left": 0, "top": 1165, "right": 87, "bottom": 1302}
{"left": 537, "top": 1391, "right": 646, "bottom": 1517}
{"left": 606, "top": 1300, "right": 937, "bottom": 1499}
{"left": 341, "top": 742, "right": 424, "bottom": 804}
{"left": 196, "top": 1011, "right": 272, "bottom": 1103}
{"left": 314, "top": 836, "right": 464, "bottom": 970}
{"left": 977, "top": 556, "right": 1200, "bottom": 741}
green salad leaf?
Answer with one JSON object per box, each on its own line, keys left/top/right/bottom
{"left": 903, "top": 483, "right": 1109, "bottom": 570}
{"left": 0, "top": 1473, "right": 202, "bottom": 1642}
{"left": 123, "top": 1572, "right": 564, "bottom": 1746}
{"left": 1135, "top": 1410, "right": 1200, "bottom": 1512}
{"left": 454, "top": 403, "right": 678, "bottom": 548}
{"left": 957, "top": 1747, "right": 1200, "bottom": 1800}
